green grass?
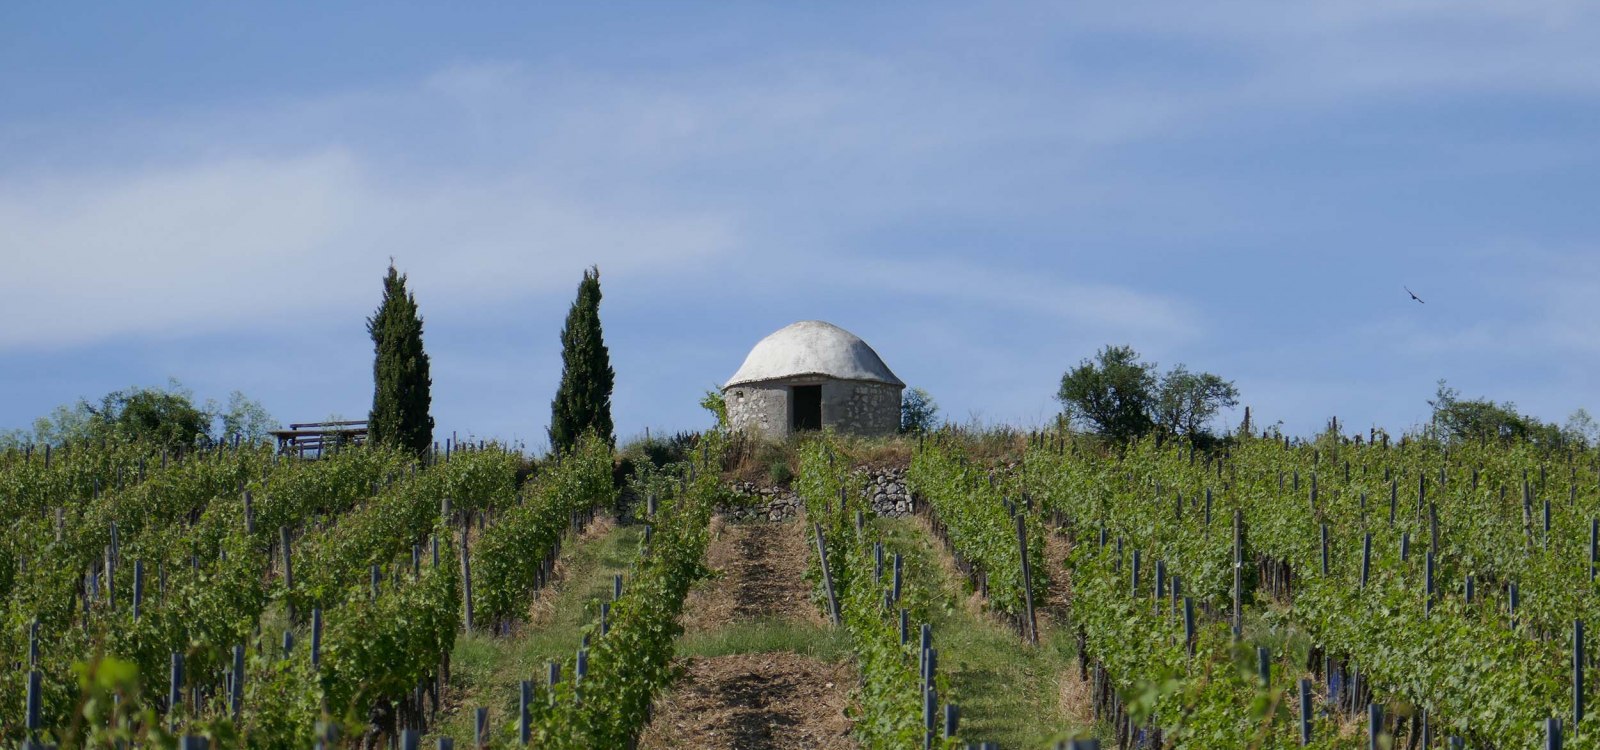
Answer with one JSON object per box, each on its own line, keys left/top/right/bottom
{"left": 676, "top": 618, "right": 851, "bottom": 660}
{"left": 426, "top": 513, "right": 1094, "bottom": 746}
{"left": 430, "top": 523, "right": 643, "bottom": 742}
{"left": 875, "top": 516, "right": 1092, "bottom": 749}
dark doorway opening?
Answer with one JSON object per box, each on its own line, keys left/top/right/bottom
{"left": 791, "top": 385, "right": 822, "bottom": 432}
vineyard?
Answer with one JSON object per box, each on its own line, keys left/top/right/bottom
{"left": 5, "top": 416, "right": 1598, "bottom": 748}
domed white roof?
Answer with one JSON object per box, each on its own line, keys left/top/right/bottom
{"left": 724, "top": 321, "right": 904, "bottom": 389}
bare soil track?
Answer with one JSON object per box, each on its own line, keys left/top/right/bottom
{"left": 681, "top": 515, "right": 826, "bottom": 632}
{"left": 638, "top": 652, "right": 856, "bottom": 750}
{"left": 643, "top": 515, "right": 855, "bottom": 749}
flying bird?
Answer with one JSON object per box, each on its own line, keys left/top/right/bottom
{"left": 1404, "top": 286, "right": 1425, "bottom": 304}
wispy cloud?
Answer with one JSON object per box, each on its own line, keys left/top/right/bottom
{"left": 3, "top": 1, "right": 1600, "bottom": 438}
{"left": 0, "top": 149, "right": 736, "bottom": 349}
{"left": 845, "top": 257, "right": 1201, "bottom": 342}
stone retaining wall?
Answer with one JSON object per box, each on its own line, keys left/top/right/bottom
{"left": 720, "top": 466, "right": 912, "bottom": 521}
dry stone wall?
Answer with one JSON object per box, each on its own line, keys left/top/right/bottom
{"left": 720, "top": 466, "right": 912, "bottom": 521}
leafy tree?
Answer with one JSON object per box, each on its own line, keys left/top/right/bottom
{"left": 0, "top": 401, "right": 95, "bottom": 448}
{"left": 1564, "top": 409, "right": 1599, "bottom": 448}
{"left": 1059, "top": 346, "right": 1238, "bottom": 443}
{"left": 208, "top": 390, "right": 279, "bottom": 445}
{"left": 1428, "top": 380, "right": 1565, "bottom": 447}
{"left": 1153, "top": 365, "right": 1239, "bottom": 440}
{"left": 91, "top": 385, "right": 211, "bottom": 447}
{"left": 549, "top": 266, "right": 615, "bottom": 454}
{"left": 900, "top": 386, "right": 940, "bottom": 433}
{"left": 1, "top": 379, "right": 276, "bottom": 449}
{"left": 1057, "top": 345, "right": 1157, "bottom": 442}
{"left": 367, "top": 263, "right": 434, "bottom": 456}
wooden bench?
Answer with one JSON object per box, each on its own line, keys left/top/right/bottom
{"left": 269, "top": 420, "right": 369, "bottom": 457}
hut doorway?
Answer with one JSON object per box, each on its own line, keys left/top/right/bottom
{"left": 791, "top": 385, "right": 822, "bottom": 431}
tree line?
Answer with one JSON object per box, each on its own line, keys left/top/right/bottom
{"left": 368, "top": 262, "right": 614, "bottom": 457}
{"left": 1, "top": 263, "right": 615, "bottom": 460}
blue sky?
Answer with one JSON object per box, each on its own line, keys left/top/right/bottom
{"left": 3, "top": 2, "right": 1599, "bottom": 448}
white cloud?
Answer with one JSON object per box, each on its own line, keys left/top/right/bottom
{"left": 6, "top": 2, "right": 1600, "bottom": 439}
{"left": 0, "top": 149, "right": 736, "bottom": 349}
{"left": 844, "top": 257, "right": 1201, "bottom": 342}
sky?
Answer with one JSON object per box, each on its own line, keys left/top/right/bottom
{"left": 3, "top": 2, "right": 1599, "bottom": 449}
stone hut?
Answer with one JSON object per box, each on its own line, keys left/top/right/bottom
{"left": 723, "top": 320, "right": 904, "bottom": 439}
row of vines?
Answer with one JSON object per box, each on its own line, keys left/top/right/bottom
{"left": 2, "top": 430, "right": 622, "bottom": 748}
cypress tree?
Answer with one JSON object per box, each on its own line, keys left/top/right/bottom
{"left": 367, "top": 263, "right": 434, "bottom": 456}
{"left": 548, "top": 266, "right": 615, "bottom": 453}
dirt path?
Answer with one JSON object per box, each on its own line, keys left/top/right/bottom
{"left": 1042, "top": 530, "right": 1074, "bottom": 619}
{"left": 641, "top": 515, "right": 857, "bottom": 750}
{"left": 681, "top": 514, "right": 826, "bottom": 632}
{"left": 1041, "top": 529, "right": 1094, "bottom": 728}
{"left": 637, "top": 653, "right": 856, "bottom": 749}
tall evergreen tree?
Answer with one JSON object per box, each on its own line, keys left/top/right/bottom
{"left": 368, "top": 263, "right": 434, "bottom": 456}
{"left": 548, "top": 266, "right": 615, "bottom": 453}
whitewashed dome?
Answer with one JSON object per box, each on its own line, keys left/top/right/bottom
{"left": 724, "top": 321, "right": 904, "bottom": 389}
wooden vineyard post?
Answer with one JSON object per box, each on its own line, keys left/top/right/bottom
{"left": 1017, "top": 514, "right": 1039, "bottom": 644}
{"left": 25, "top": 669, "right": 41, "bottom": 736}
{"left": 1130, "top": 549, "right": 1141, "bottom": 596}
{"left": 280, "top": 526, "right": 295, "bottom": 620}
{"left": 1547, "top": 500, "right": 1554, "bottom": 548}
{"left": 475, "top": 706, "right": 490, "bottom": 746}
{"left": 1232, "top": 510, "right": 1243, "bottom": 640}
{"left": 1511, "top": 582, "right": 1521, "bottom": 629}
{"left": 169, "top": 652, "right": 184, "bottom": 728}
{"left": 107, "top": 523, "right": 118, "bottom": 608}
{"left": 133, "top": 560, "right": 144, "bottom": 621}
{"left": 1154, "top": 560, "right": 1166, "bottom": 612}
{"left": 893, "top": 552, "right": 904, "bottom": 602}
{"left": 311, "top": 607, "right": 323, "bottom": 668}
{"left": 1257, "top": 646, "right": 1270, "bottom": 687}
{"left": 519, "top": 680, "right": 532, "bottom": 744}
{"left": 814, "top": 524, "right": 841, "bottom": 626}
{"left": 1360, "top": 533, "right": 1372, "bottom": 588}
{"left": 230, "top": 644, "right": 244, "bottom": 718}
{"left": 1320, "top": 524, "right": 1329, "bottom": 576}
{"left": 460, "top": 531, "right": 474, "bottom": 634}
{"left": 1577, "top": 619, "right": 1586, "bottom": 730}
{"left": 1183, "top": 597, "right": 1196, "bottom": 656}
{"left": 1368, "top": 703, "right": 1382, "bottom": 750}
{"left": 1425, "top": 551, "right": 1435, "bottom": 616}
{"left": 1298, "top": 678, "right": 1312, "bottom": 745}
